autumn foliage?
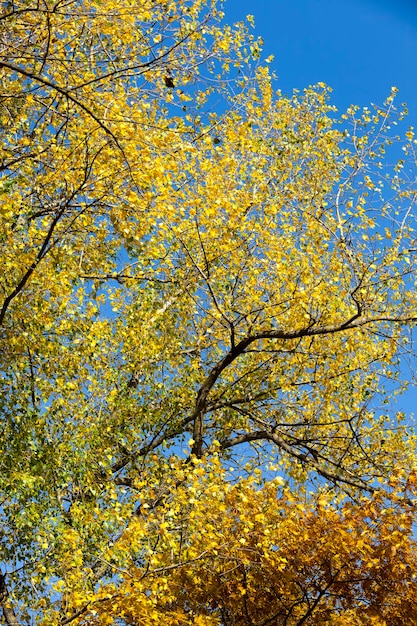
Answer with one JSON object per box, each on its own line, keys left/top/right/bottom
{"left": 68, "top": 463, "right": 417, "bottom": 626}
{"left": 1, "top": 0, "right": 417, "bottom": 624}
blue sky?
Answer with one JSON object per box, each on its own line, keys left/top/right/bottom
{"left": 223, "top": 0, "right": 417, "bottom": 416}
{"left": 225, "top": 0, "right": 417, "bottom": 122}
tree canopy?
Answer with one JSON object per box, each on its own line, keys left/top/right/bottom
{"left": 1, "top": 1, "right": 417, "bottom": 624}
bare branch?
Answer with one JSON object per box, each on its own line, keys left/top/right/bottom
{"left": 219, "top": 429, "right": 373, "bottom": 492}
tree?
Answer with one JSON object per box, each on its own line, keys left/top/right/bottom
{"left": 74, "top": 462, "right": 417, "bottom": 625}
{"left": 1, "top": 0, "right": 417, "bottom": 624}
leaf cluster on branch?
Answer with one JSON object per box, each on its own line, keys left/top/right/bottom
{"left": 1, "top": 1, "right": 417, "bottom": 624}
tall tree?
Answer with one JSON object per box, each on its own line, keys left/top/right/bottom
{"left": 1, "top": 1, "right": 417, "bottom": 624}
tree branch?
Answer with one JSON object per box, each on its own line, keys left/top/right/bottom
{"left": 190, "top": 313, "right": 417, "bottom": 458}
{"left": 220, "top": 429, "right": 373, "bottom": 492}
{"left": 0, "top": 574, "right": 20, "bottom": 626}
{"left": 0, "top": 208, "right": 64, "bottom": 326}
{"left": 0, "top": 60, "right": 121, "bottom": 148}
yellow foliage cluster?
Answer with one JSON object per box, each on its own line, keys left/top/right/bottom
{"left": 1, "top": 0, "right": 417, "bottom": 624}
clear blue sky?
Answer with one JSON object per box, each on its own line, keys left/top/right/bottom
{"left": 225, "top": 0, "right": 417, "bottom": 122}
{"left": 224, "top": 0, "right": 417, "bottom": 416}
